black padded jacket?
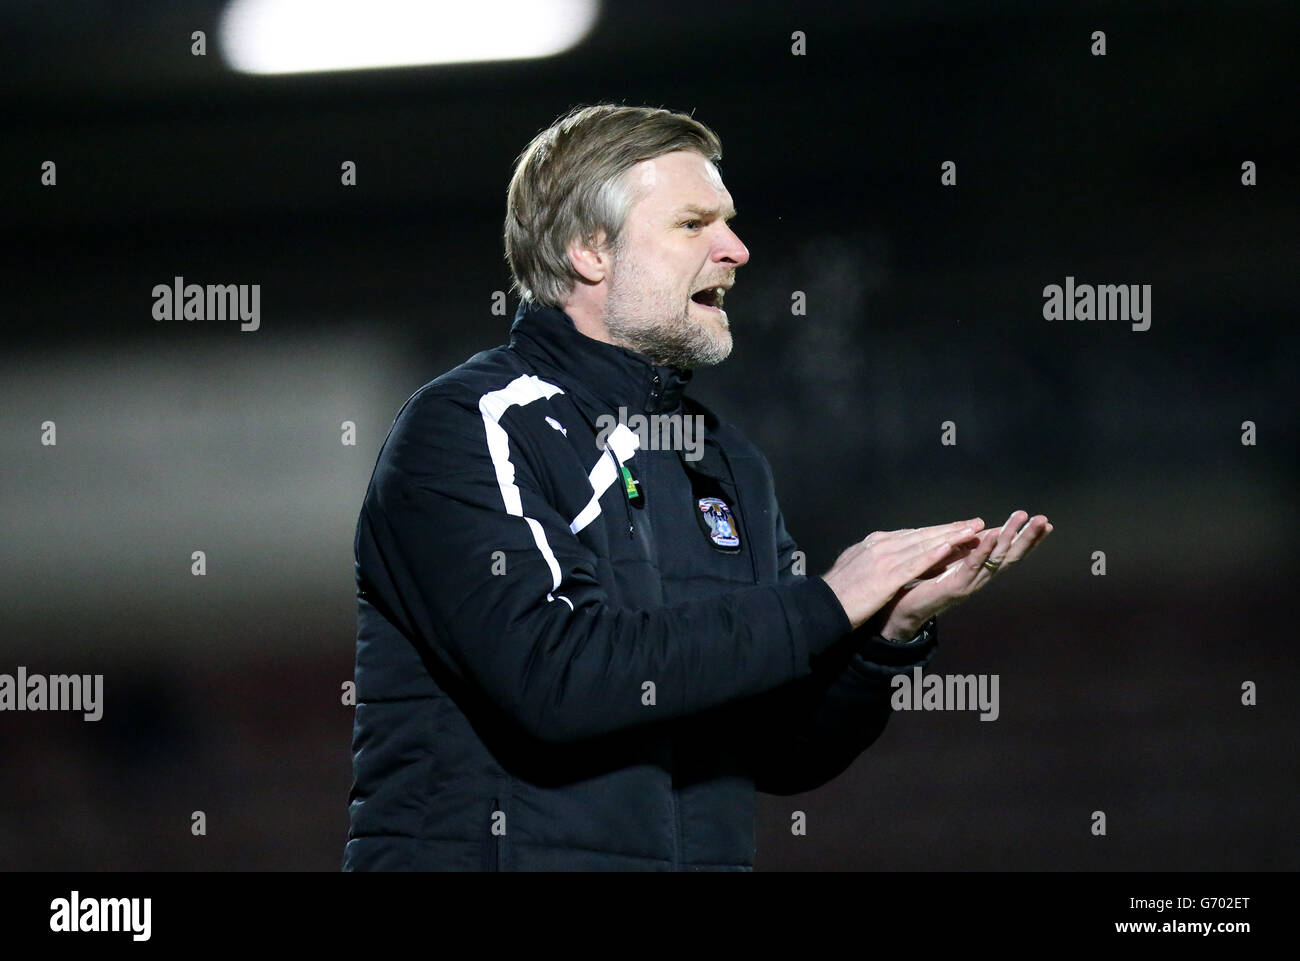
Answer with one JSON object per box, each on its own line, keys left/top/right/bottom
{"left": 343, "top": 300, "right": 937, "bottom": 871}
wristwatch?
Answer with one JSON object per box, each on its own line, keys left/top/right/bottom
{"left": 880, "top": 615, "right": 937, "bottom": 646}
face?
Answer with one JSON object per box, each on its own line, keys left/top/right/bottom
{"left": 600, "top": 150, "right": 749, "bottom": 369}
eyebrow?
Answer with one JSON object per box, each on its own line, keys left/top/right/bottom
{"left": 675, "top": 204, "right": 738, "bottom": 220}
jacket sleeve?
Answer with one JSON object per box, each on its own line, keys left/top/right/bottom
{"left": 354, "top": 383, "right": 853, "bottom": 745}
{"left": 742, "top": 459, "right": 939, "bottom": 797}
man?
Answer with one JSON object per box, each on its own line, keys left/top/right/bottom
{"left": 343, "top": 103, "right": 1051, "bottom": 871}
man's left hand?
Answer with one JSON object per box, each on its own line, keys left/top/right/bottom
{"left": 875, "top": 510, "right": 1053, "bottom": 641}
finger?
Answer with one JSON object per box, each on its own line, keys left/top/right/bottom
{"left": 897, "top": 537, "right": 965, "bottom": 579}
{"left": 966, "top": 529, "right": 1000, "bottom": 576}
{"left": 1010, "top": 514, "right": 1047, "bottom": 544}
{"left": 913, "top": 542, "right": 976, "bottom": 578}
{"left": 932, "top": 554, "right": 973, "bottom": 585}
{"left": 986, "top": 510, "right": 1027, "bottom": 569}
{"left": 863, "top": 526, "right": 913, "bottom": 548}
{"left": 1003, "top": 514, "right": 1049, "bottom": 564}
{"left": 939, "top": 531, "right": 994, "bottom": 587}
{"left": 914, "top": 540, "right": 989, "bottom": 594}
{"left": 904, "top": 530, "right": 978, "bottom": 561}
{"left": 879, "top": 519, "right": 984, "bottom": 546}
{"left": 890, "top": 524, "right": 984, "bottom": 557}
{"left": 1021, "top": 518, "right": 1054, "bottom": 556}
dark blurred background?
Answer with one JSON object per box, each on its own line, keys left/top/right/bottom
{"left": 1, "top": 0, "right": 1296, "bottom": 871}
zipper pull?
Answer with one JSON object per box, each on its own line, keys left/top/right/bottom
{"left": 606, "top": 447, "right": 635, "bottom": 539}
{"left": 620, "top": 464, "right": 640, "bottom": 500}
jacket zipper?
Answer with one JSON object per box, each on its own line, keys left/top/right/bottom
{"left": 606, "top": 445, "right": 635, "bottom": 539}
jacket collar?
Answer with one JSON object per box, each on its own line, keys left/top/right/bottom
{"left": 507, "top": 300, "right": 694, "bottom": 416}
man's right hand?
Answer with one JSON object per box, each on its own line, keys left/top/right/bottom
{"left": 819, "top": 519, "right": 985, "bottom": 631}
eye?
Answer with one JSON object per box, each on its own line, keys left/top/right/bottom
{"left": 681, "top": 219, "right": 703, "bottom": 230}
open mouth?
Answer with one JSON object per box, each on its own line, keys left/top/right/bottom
{"left": 690, "top": 286, "right": 727, "bottom": 312}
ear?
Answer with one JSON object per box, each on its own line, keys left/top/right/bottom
{"left": 567, "top": 228, "right": 613, "bottom": 284}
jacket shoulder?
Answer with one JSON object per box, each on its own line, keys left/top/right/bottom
{"left": 401, "top": 346, "right": 528, "bottom": 408}
{"left": 386, "top": 345, "right": 572, "bottom": 430}
{"left": 368, "top": 345, "right": 569, "bottom": 486}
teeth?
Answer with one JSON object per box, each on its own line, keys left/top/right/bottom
{"left": 693, "top": 286, "right": 727, "bottom": 307}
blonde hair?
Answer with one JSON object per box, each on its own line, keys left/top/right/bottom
{"left": 504, "top": 103, "right": 723, "bottom": 308}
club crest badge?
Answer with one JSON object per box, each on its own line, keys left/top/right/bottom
{"left": 696, "top": 496, "right": 741, "bottom": 551}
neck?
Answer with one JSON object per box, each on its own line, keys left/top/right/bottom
{"left": 561, "top": 294, "right": 617, "bottom": 348}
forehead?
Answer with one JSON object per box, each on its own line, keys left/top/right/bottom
{"left": 628, "top": 150, "right": 734, "bottom": 217}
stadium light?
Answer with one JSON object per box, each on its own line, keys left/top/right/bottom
{"left": 219, "top": 0, "right": 601, "bottom": 75}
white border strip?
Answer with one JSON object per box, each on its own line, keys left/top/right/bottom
{"left": 478, "top": 374, "right": 571, "bottom": 608}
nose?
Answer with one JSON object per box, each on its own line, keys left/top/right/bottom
{"left": 715, "top": 222, "right": 749, "bottom": 268}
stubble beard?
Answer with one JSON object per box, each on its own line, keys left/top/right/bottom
{"left": 602, "top": 246, "right": 733, "bottom": 370}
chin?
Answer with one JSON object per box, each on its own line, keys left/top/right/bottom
{"left": 694, "top": 331, "right": 733, "bottom": 368}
